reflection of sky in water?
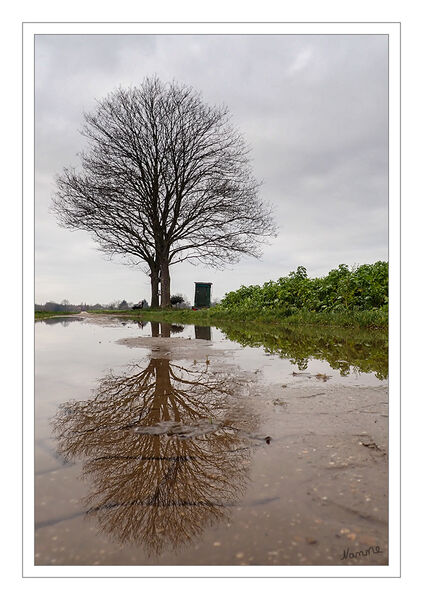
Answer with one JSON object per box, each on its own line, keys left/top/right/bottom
{"left": 35, "top": 317, "right": 388, "bottom": 565}
{"left": 35, "top": 318, "right": 386, "bottom": 405}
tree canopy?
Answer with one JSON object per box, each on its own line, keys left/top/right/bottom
{"left": 53, "top": 77, "right": 276, "bottom": 307}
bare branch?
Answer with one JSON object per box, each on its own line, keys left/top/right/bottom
{"left": 52, "top": 76, "right": 277, "bottom": 306}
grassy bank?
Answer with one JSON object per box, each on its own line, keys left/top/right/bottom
{"left": 87, "top": 306, "right": 388, "bottom": 330}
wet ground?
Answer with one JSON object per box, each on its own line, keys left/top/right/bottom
{"left": 35, "top": 314, "right": 388, "bottom": 566}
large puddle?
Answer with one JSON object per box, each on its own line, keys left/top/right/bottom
{"left": 35, "top": 315, "right": 388, "bottom": 566}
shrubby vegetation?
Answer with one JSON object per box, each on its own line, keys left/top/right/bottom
{"left": 221, "top": 262, "right": 388, "bottom": 314}
{"left": 170, "top": 294, "right": 191, "bottom": 308}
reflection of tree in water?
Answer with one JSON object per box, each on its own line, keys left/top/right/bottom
{"left": 170, "top": 324, "right": 185, "bottom": 335}
{"left": 40, "top": 317, "right": 83, "bottom": 326}
{"left": 53, "top": 356, "right": 259, "bottom": 556}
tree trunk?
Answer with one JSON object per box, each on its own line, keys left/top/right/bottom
{"left": 160, "top": 259, "right": 171, "bottom": 308}
{"left": 150, "top": 269, "right": 160, "bottom": 308}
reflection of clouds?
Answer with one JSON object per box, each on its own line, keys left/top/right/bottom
{"left": 53, "top": 357, "right": 260, "bottom": 556}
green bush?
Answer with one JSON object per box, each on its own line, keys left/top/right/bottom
{"left": 220, "top": 262, "right": 388, "bottom": 315}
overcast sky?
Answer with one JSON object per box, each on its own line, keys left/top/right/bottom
{"left": 35, "top": 34, "right": 388, "bottom": 305}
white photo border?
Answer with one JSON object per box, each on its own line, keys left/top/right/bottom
{"left": 23, "top": 21, "right": 400, "bottom": 578}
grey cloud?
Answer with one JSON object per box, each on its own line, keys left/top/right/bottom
{"left": 35, "top": 34, "right": 388, "bottom": 304}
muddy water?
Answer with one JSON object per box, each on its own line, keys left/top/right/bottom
{"left": 35, "top": 315, "right": 388, "bottom": 566}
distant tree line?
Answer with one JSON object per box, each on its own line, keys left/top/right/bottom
{"left": 35, "top": 300, "right": 81, "bottom": 313}
{"left": 35, "top": 300, "right": 129, "bottom": 313}
{"left": 35, "top": 295, "right": 193, "bottom": 313}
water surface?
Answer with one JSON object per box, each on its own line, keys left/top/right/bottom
{"left": 35, "top": 316, "right": 388, "bottom": 566}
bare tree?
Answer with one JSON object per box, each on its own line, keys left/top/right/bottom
{"left": 52, "top": 77, "right": 276, "bottom": 308}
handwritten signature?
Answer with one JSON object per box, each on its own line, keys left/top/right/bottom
{"left": 341, "top": 545, "right": 383, "bottom": 560}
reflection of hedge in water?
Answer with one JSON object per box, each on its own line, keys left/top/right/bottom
{"left": 219, "top": 323, "right": 388, "bottom": 380}
{"left": 53, "top": 358, "right": 258, "bottom": 556}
